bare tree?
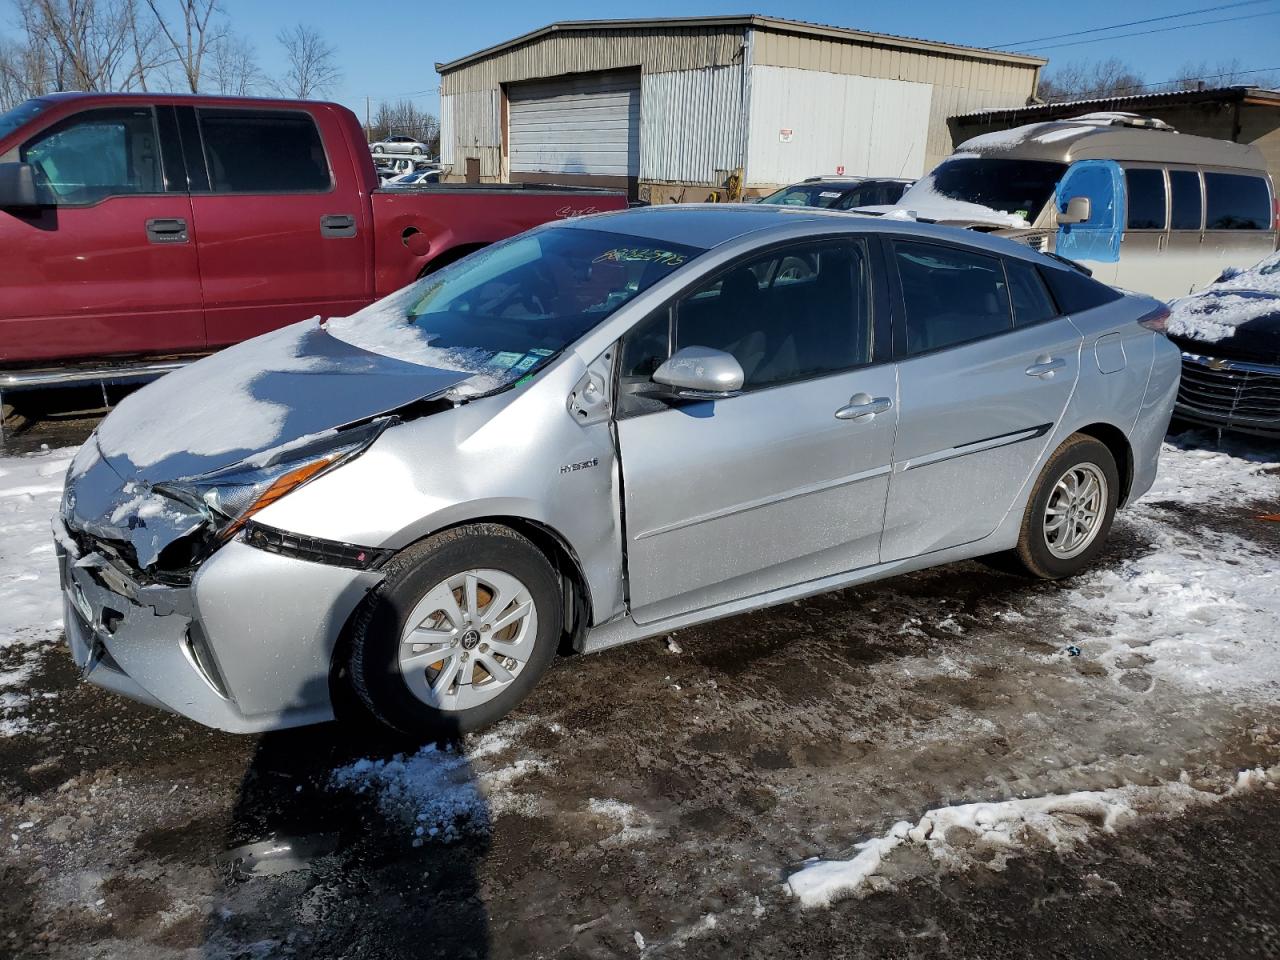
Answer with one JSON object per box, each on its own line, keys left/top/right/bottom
{"left": 0, "top": 35, "right": 53, "bottom": 109}
{"left": 370, "top": 98, "right": 439, "bottom": 150}
{"left": 18, "top": 0, "right": 143, "bottom": 92}
{"left": 1038, "top": 57, "right": 1146, "bottom": 103}
{"left": 144, "top": 0, "right": 222, "bottom": 93}
{"left": 207, "top": 30, "right": 262, "bottom": 96}
{"left": 275, "top": 23, "right": 340, "bottom": 99}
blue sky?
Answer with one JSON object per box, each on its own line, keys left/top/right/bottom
{"left": 13, "top": 0, "right": 1280, "bottom": 116}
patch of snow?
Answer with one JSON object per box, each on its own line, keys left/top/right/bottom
{"left": 1167, "top": 250, "right": 1280, "bottom": 343}
{"left": 789, "top": 766, "right": 1278, "bottom": 908}
{"left": 589, "top": 798, "right": 655, "bottom": 845}
{"left": 97, "top": 321, "right": 328, "bottom": 470}
{"left": 889, "top": 179, "right": 1031, "bottom": 229}
{"left": 329, "top": 722, "right": 550, "bottom": 841}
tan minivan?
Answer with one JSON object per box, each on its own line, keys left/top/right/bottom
{"left": 862, "top": 113, "right": 1278, "bottom": 301}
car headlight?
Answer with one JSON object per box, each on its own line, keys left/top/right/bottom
{"left": 156, "top": 419, "right": 391, "bottom": 539}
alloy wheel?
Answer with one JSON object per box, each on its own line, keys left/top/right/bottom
{"left": 1042, "top": 462, "right": 1108, "bottom": 560}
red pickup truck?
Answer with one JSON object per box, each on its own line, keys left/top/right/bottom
{"left": 0, "top": 92, "right": 625, "bottom": 387}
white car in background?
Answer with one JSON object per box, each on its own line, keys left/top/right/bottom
{"left": 384, "top": 168, "right": 441, "bottom": 188}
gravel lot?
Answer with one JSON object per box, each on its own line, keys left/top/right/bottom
{"left": 1, "top": 407, "right": 1278, "bottom": 959}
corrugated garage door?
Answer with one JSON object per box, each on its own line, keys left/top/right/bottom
{"left": 508, "top": 71, "right": 640, "bottom": 179}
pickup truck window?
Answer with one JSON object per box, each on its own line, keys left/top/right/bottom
{"left": 0, "top": 98, "right": 49, "bottom": 139}
{"left": 196, "top": 109, "right": 331, "bottom": 194}
{"left": 20, "top": 107, "right": 163, "bottom": 205}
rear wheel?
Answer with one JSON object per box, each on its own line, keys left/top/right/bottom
{"left": 411, "top": 146, "right": 424, "bottom": 155}
{"left": 1014, "top": 434, "right": 1119, "bottom": 579}
{"left": 349, "top": 524, "right": 561, "bottom": 737}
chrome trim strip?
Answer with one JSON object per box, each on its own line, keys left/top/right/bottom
{"left": 896, "top": 423, "right": 1053, "bottom": 473}
{"left": 633, "top": 463, "right": 892, "bottom": 541}
{"left": 1, "top": 360, "right": 191, "bottom": 391}
{"left": 1180, "top": 352, "right": 1280, "bottom": 377}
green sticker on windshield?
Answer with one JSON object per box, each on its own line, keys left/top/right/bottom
{"left": 512, "top": 353, "right": 540, "bottom": 372}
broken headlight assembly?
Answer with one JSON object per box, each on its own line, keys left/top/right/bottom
{"left": 156, "top": 419, "right": 392, "bottom": 546}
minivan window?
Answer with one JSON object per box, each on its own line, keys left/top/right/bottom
{"left": 1124, "top": 168, "right": 1166, "bottom": 230}
{"left": 198, "top": 109, "right": 331, "bottom": 193}
{"left": 1169, "top": 170, "right": 1202, "bottom": 230}
{"left": 893, "top": 241, "right": 1012, "bottom": 354}
{"left": 1204, "top": 173, "right": 1271, "bottom": 230}
{"left": 20, "top": 107, "right": 162, "bottom": 205}
{"left": 901, "top": 158, "right": 1067, "bottom": 220}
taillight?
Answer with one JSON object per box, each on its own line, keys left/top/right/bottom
{"left": 1138, "top": 303, "right": 1170, "bottom": 334}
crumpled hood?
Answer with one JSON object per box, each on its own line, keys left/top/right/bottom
{"left": 1169, "top": 291, "right": 1280, "bottom": 364}
{"left": 854, "top": 202, "right": 1029, "bottom": 230}
{"left": 64, "top": 318, "right": 476, "bottom": 568}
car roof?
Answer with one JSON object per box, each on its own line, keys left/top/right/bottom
{"left": 563, "top": 203, "right": 1064, "bottom": 265}
{"left": 957, "top": 116, "right": 1266, "bottom": 170}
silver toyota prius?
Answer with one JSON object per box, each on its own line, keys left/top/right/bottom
{"left": 55, "top": 206, "right": 1180, "bottom": 736}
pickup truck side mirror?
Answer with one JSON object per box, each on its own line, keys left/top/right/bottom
{"left": 0, "top": 162, "right": 41, "bottom": 210}
{"left": 1058, "top": 195, "right": 1091, "bottom": 225}
{"left": 652, "top": 345, "right": 744, "bottom": 401}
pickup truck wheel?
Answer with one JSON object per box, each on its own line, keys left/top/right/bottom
{"left": 1014, "top": 434, "right": 1119, "bottom": 580}
{"left": 348, "top": 524, "right": 561, "bottom": 738}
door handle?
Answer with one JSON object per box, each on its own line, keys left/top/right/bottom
{"left": 835, "top": 393, "right": 892, "bottom": 421}
{"left": 145, "top": 217, "right": 188, "bottom": 244}
{"left": 1025, "top": 356, "right": 1066, "bottom": 378}
{"left": 320, "top": 214, "right": 357, "bottom": 238}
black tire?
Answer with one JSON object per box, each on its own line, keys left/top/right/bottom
{"left": 411, "top": 146, "right": 423, "bottom": 155}
{"left": 1014, "top": 434, "right": 1120, "bottom": 580}
{"left": 348, "top": 523, "right": 561, "bottom": 738}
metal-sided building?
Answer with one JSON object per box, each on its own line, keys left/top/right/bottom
{"left": 435, "top": 15, "right": 1045, "bottom": 201}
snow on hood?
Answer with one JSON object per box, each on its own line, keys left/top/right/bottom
{"left": 1167, "top": 251, "right": 1280, "bottom": 343}
{"left": 94, "top": 317, "right": 477, "bottom": 484}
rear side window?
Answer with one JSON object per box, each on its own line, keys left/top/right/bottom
{"left": 1204, "top": 173, "right": 1271, "bottom": 230}
{"left": 1039, "top": 265, "right": 1123, "bottom": 314}
{"left": 1124, "top": 168, "right": 1166, "bottom": 229}
{"left": 197, "top": 109, "right": 331, "bottom": 193}
{"left": 1169, "top": 170, "right": 1202, "bottom": 230}
{"left": 893, "top": 241, "right": 1012, "bottom": 355}
{"left": 1005, "top": 259, "right": 1058, "bottom": 327}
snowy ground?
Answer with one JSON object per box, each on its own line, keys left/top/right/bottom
{"left": 0, "top": 428, "right": 1278, "bottom": 957}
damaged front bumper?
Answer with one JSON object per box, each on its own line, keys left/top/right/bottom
{"left": 54, "top": 516, "right": 382, "bottom": 733}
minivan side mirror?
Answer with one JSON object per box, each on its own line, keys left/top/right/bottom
{"left": 1058, "top": 195, "right": 1091, "bottom": 225}
{"left": 652, "top": 345, "right": 745, "bottom": 400}
{"left": 0, "top": 162, "right": 40, "bottom": 210}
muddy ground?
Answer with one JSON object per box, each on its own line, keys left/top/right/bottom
{"left": 1, "top": 398, "right": 1279, "bottom": 959}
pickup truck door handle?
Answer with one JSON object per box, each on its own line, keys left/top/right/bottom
{"left": 1025, "top": 356, "right": 1066, "bottom": 378}
{"left": 145, "top": 218, "right": 188, "bottom": 244}
{"left": 320, "top": 214, "right": 357, "bottom": 238}
{"left": 834, "top": 393, "right": 893, "bottom": 421}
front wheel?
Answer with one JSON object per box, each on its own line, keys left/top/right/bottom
{"left": 1013, "top": 434, "right": 1120, "bottom": 579}
{"left": 348, "top": 524, "right": 561, "bottom": 737}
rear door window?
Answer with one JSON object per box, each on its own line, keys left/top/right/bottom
{"left": 892, "top": 241, "right": 1012, "bottom": 355}
{"left": 1124, "top": 168, "right": 1166, "bottom": 229}
{"left": 196, "top": 109, "right": 331, "bottom": 193}
{"left": 1204, "top": 173, "right": 1271, "bottom": 230}
{"left": 1005, "top": 258, "right": 1058, "bottom": 327}
{"left": 1168, "top": 169, "right": 1202, "bottom": 230}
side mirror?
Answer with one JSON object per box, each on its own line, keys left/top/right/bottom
{"left": 0, "top": 162, "right": 40, "bottom": 210}
{"left": 1058, "top": 195, "right": 1091, "bottom": 225}
{"left": 652, "top": 346, "right": 744, "bottom": 400}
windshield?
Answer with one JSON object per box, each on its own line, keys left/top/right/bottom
{"left": 759, "top": 184, "right": 851, "bottom": 208}
{"left": 325, "top": 226, "right": 704, "bottom": 391}
{"left": 0, "top": 98, "right": 49, "bottom": 141}
{"left": 902, "top": 157, "right": 1067, "bottom": 220}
